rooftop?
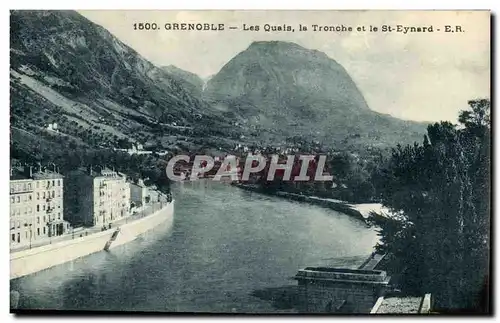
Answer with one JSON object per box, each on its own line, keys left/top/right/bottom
{"left": 10, "top": 173, "right": 31, "bottom": 181}
{"left": 303, "top": 267, "right": 383, "bottom": 275}
{"left": 98, "top": 167, "right": 120, "bottom": 177}
{"left": 132, "top": 178, "right": 147, "bottom": 187}
{"left": 32, "top": 170, "right": 64, "bottom": 180}
{"left": 10, "top": 166, "right": 63, "bottom": 181}
{"left": 294, "top": 266, "right": 390, "bottom": 284}
{"left": 69, "top": 166, "right": 125, "bottom": 179}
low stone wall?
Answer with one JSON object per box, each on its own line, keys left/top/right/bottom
{"left": 296, "top": 279, "right": 388, "bottom": 313}
{"left": 10, "top": 201, "right": 174, "bottom": 280}
{"left": 294, "top": 254, "right": 391, "bottom": 313}
{"left": 109, "top": 202, "right": 174, "bottom": 249}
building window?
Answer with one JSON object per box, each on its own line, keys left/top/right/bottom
{"left": 43, "top": 192, "right": 46, "bottom": 199}
{"left": 17, "top": 233, "right": 20, "bottom": 243}
{"left": 23, "top": 184, "right": 27, "bottom": 191}
{"left": 43, "top": 216, "right": 46, "bottom": 222}
{"left": 37, "top": 205, "right": 40, "bottom": 212}
{"left": 16, "top": 196, "right": 20, "bottom": 203}
{"left": 37, "top": 228, "right": 40, "bottom": 236}
{"left": 29, "top": 194, "right": 32, "bottom": 201}
{"left": 11, "top": 234, "right": 15, "bottom": 242}
{"left": 37, "top": 217, "right": 40, "bottom": 224}
{"left": 37, "top": 192, "right": 40, "bottom": 200}
{"left": 43, "top": 227, "right": 46, "bottom": 234}
{"left": 52, "top": 180, "right": 55, "bottom": 186}
{"left": 58, "top": 213, "right": 61, "bottom": 219}
{"left": 58, "top": 180, "right": 61, "bottom": 186}
{"left": 10, "top": 186, "right": 14, "bottom": 194}
{"left": 43, "top": 205, "right": 46, "bottom": 211}
{"left": 52, "top": 191, "right": 55, "bottom": 198}
{"left": 47, "top": 181, "right": 50, "bottom": 187}
{"left": 28, "top": 183, "right": 31, "bottom": 190}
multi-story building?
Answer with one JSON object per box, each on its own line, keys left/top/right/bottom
{"left": 130, "top": 179, "right": 149, "bottom": 207}
{"left": 65, "top": 166, "right": 130, "bottom": 228}
{"left": 148, "top": 185, "right": 161, "bottom": 203}
{"left": 10, "top": 166, "right": 70, "bottom": 248}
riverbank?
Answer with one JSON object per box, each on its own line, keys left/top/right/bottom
{"left": 232, "top": 183, "right": 390, "bottom": 223}
{"left": 10, "top": 200, "right": 174, "bottom": 280}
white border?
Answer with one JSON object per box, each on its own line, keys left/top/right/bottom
{"left": 2, "top": 1, "right": 497, "bottom": 323}
{"left": 5, "top": 0, "right": 499, "bottom": 10}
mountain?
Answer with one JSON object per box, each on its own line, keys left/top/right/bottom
{"left": 204, "top": 41, "right": 427, "bottom": 148}
{"left": 10, "top": 10, "right": 237, "bottom": 155}
{"left": 159, "top": 65, "right": 204, "bottom": 96}
{"left": 9, "top": 11, "right": 426, "bottom": 158}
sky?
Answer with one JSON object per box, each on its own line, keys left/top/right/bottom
{"left": 79, "top": 10, "right": 490, "bottom": 123}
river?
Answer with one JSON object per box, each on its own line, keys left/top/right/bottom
{"left": 10, "top": 181, "right": 379, "bottom": 313}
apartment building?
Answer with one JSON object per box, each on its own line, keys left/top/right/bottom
{"left": 10, "top": 166, "right": 70, "bottom": 248}
{"left": 65, "top": 166, "right": 130, "bottom": 228}
{"left": 130, "top": 178, "right": 149, "bottom": 207}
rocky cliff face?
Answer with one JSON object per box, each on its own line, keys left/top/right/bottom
{"left": 160, "top": 65, "right": 204, "bottom": 96}
{"left": 204, "top": 41, "right": 426, "bottom": 147}
{"left": 10, "top": 10, "right": 209, "bottom": 122}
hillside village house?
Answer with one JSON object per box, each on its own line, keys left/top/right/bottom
{"left": 64, "top": 166, "right": 130, "bottom": 228}
{"left": 46, "top": 122, "right": 58, "bottom": 132}
{"left": 10, "top": 166, "right": 70, "bottom": 249}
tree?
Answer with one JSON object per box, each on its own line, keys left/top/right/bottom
{"left": 372, "top": 99, "right": 490, "bottom": 312}
{"left": 458, "top": 99, "right": 490, "bottom": 131}
{"left": 329, "top": 152, "right": 352, "bottom": 180}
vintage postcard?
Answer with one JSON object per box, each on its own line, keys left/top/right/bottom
{"left": 9, "top": 10, "right": 490, "bottom": 314}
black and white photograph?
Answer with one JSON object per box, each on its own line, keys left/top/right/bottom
{"left": 8, "top": 9, "right": 491, "bottom": 315}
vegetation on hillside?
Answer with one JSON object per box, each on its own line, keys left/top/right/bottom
{"left": 11, "top": 129, "right": 172, "bottom": 194}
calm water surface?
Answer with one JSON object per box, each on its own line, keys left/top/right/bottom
{"left": 11, "top": 181, "right": 379, "bottom": 313}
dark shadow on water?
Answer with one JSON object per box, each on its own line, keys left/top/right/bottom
{"left": 250, "top": 285, "right": 301, "bottom": 311}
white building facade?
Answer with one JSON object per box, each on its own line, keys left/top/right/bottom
{"left": 92, "top": 169, "right": 131, "bottom": 226}
{"left": 10, "top": 167, "right": 70, "bottom": 249}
